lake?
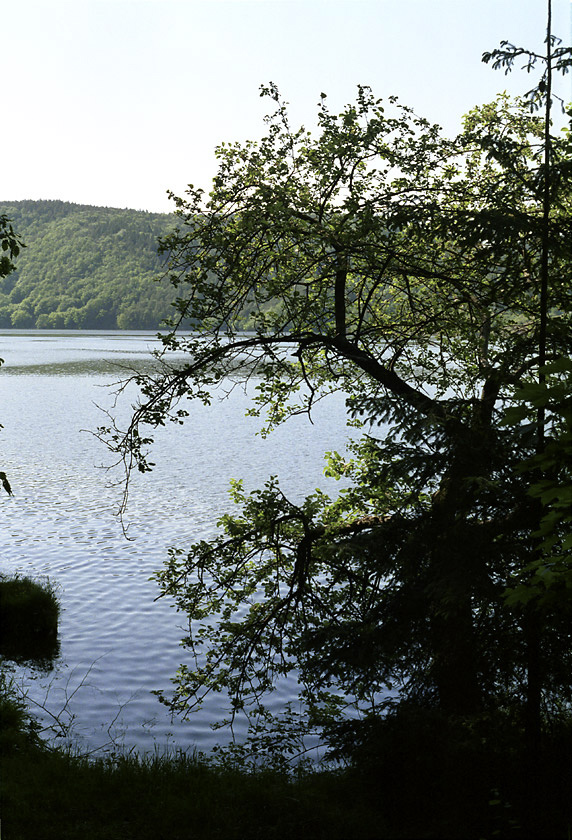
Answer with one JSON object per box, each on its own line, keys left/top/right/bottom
{"left": 0, "top": 330, "right": 354, "bottom": 756}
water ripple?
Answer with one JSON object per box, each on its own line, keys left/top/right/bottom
{"left": 1, "top": 334, "right": 354, "bottom": 756}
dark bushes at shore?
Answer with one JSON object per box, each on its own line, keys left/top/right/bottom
{"left": 1, "top": 576, "right": 571, "bottom": 838}
{"left": 0, "top": 574, "right": 60, "bottom": 666}
{"left": 2, "top": 712, "right": 572, "bottom": 839}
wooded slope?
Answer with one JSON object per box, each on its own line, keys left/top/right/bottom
{"left": 0, "top": 200, "right": 178, "bottom": 329}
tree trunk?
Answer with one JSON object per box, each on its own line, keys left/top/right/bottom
{"left": 427, "top": 482, "right": 483, "bottom": 716}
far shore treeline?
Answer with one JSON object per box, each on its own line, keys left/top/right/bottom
{"left": 0, "top": 200, "right": 179, "bottom": 330}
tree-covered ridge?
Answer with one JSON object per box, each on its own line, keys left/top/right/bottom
{"left": 0, "top": 200, "right": 178, "bottom": 329}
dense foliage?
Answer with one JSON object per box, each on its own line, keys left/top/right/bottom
{"left": 0, "top": 200, "right": 178, "bottom": 329}
{"left": 0, "top": 12, "right": 568, "bottom": 836}
{"left": 105, "top": 27, "right": 571, "bottom": 825}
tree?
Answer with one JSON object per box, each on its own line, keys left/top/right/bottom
{"left": 503, "top": 357, "right": 572, "bottom": 610}
{"left": 483, "top": 4, "right": 572, "bottom": 763}
{"left": 107, "top": 37, "right": 571, "bottom": 753}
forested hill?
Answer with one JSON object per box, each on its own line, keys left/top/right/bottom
{"left": 0, "top": 199, "right": 180, "bottom": 329}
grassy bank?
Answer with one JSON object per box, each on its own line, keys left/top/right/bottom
{"left": 2, "top": 697, "right": 572, "bottom": 840}
{"left": 0, "top": 667, "right": 383, "bottom": 839}
{"left": 1, "top": 742, "right": 385, "bottom": 840}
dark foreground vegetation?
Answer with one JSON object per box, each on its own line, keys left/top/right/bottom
{"left": 0, "top": 572, "right": 569, "bottom": 839}
{"left": 0, "top": 571, "right": 569, "bottom": 840}
{"left": 0, "top": 574, "right": 60, "bottom": 665}
{"left": 1, "top": 691, "right": 571, "bottom": 839}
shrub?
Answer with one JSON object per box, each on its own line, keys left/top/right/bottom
{"left": 0, "top": 575, "right": 60, "bottom": 666}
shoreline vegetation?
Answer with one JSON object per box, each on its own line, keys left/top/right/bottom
{"left": 1, "top": 686, "right": 571, "bottom": 838}
{"left": 0, "top": 571, "right": 570, "bottom": 840}
{"left": 1, "top": 579, "right": 569, "bottom": 838}
{"left": 0, "top": 574, "right": 60, "bottom": 665}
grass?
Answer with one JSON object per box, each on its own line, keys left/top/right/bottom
{"left": 0, "top": 658, "right": 387, "bottom": 839}
{"left": 0, "top": 671, "right": 42, "bottom": 755}
{"left": 2, "top": 696, "right": 572, "bottom": 840}
{"left": 1, "top": 743, "right": 387, "bottom": 840}
{"left": 0, "top": 574, "right": 60, "bottom": 665}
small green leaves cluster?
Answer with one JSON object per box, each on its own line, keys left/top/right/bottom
{"left": 0, "top": 214, "right": 24, "bottom": 280}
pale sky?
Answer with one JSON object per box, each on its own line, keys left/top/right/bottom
{"left": 4, "top": 0, "right": 571, "bottom": 213}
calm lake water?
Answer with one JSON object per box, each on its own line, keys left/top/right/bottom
{"left": 1, "top": 331, "right": 354, "bottom": 756}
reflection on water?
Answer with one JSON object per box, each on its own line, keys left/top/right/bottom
{"left": 0, "top": 331, "right": 353, "bottom": 756}
{"left": 2, "top": 358, "right": 169, "bottom": 377}
{"left": 0, "top": 329, "right": 180, "bottom": 377}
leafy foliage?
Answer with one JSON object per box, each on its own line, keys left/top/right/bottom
{"left": 503, "top": 357, "right": 572, "bottom": 608}
{"left": 0, "top": 213, "right": 25, "bottom": 281}
{"left": 109, "top": 57, "right": 571, "bottom": 748}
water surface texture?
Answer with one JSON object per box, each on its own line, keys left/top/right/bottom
{"left": 1, "top": 331, "right": 352, "bottom": 754}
